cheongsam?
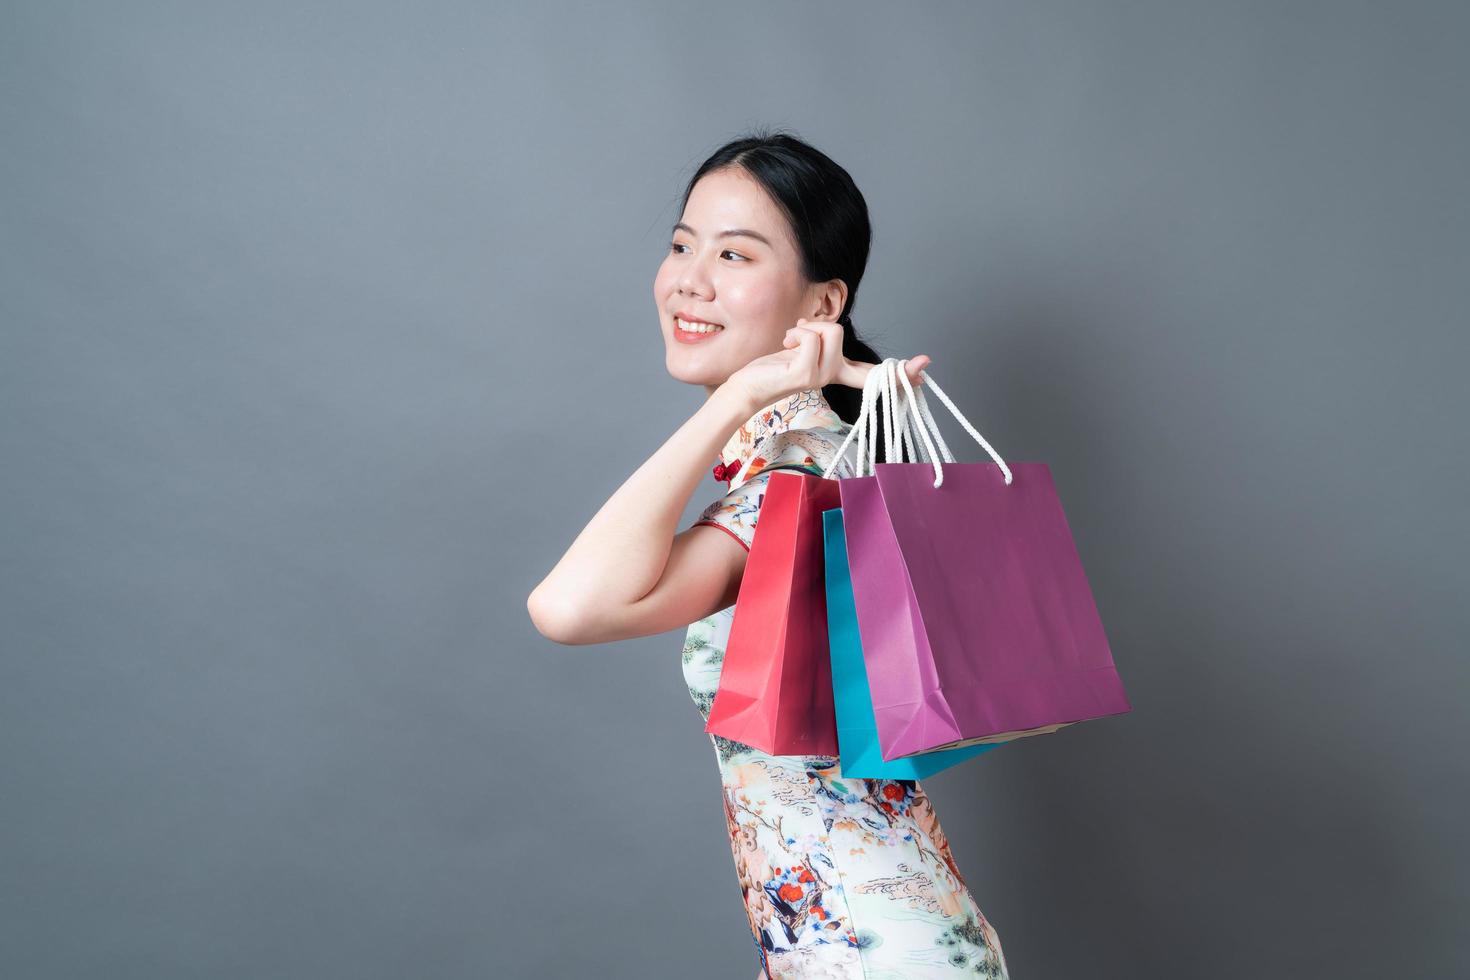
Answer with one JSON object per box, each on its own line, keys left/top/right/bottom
{"left": 684, "top": 386, "right": 1012, "bottom": 980}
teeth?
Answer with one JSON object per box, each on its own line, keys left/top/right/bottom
{"left": 676, "top": 317, "right": 724, "bottom": 334}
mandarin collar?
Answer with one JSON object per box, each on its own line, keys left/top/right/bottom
{"left": 714, "top": 387, "right": 841, "bottom": 486}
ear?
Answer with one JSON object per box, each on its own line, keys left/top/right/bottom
{"left": 809, "top": 278, "right": 849, "bottom": 322}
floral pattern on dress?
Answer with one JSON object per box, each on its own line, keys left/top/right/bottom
{"left": 683, "top": 387, "right": 1011, "bottom": 979}
{"left": 695, "top": 426, "right": 855, "bottom": 551}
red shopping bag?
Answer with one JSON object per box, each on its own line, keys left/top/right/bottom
{"left": 704, "top": 471, "right": 842, "bottom": 756}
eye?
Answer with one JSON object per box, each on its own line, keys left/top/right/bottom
{"left": 668, "top": 242, "right": 747, "bottom": 261}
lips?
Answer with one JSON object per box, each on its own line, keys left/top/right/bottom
{"left": 673, "top": 311, "right": 724, "bottom": 328}
{"left": 672, "top": 315, "right": 724, "bottom": 344}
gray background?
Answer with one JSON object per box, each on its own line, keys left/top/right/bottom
{"left": 2, "top": 1, "right": 1466, "bottom": 977}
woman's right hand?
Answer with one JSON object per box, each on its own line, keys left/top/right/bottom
{"left": 725, "top": 317, "right": 931, "bottom": 411}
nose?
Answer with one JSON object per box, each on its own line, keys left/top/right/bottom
{"left": 676, "top": 259, "right": 713, "bottom": 299}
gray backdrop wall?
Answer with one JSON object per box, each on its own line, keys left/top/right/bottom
{"left": 3, "top": 2, "right": 1465, "bottom": 978}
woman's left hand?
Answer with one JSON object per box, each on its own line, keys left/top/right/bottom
{"left": 783, "top": 317, "right": 931, "bottom": 390}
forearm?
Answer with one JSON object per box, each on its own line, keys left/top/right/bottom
{"left": 530, "top": 382, "right": 757, "bottom": 619}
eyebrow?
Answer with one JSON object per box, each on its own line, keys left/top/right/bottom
{"left": 671, "top": 222, "right": 774, "bottom": 248}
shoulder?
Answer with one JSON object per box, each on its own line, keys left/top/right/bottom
{"left": 692, "top": 420, "right": 856, "bottom": 548}
{"left": 738, "top": 421, "right": 857, "bottom": 487}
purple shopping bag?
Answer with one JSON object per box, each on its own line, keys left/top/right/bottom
{"left": 832, "top": 358, "right": 1132, "bottom": 761}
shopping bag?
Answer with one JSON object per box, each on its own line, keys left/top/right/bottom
{"left": 823, "top": 506, "right": 1000, "bottom": 778}
{"left": 828, "top": 358, "right": 1132, "bottom": 761}
{"left": 704, "top": 470, "right": 843, "bottom": 756}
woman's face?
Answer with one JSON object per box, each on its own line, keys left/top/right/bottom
{"left": 654, "top": 167, "right": 842, "bottom": 393}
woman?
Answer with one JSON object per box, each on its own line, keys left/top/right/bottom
{"left": 528, "top": 130, "right": 1010, "bottom": 979}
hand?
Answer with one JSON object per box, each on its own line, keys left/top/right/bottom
{"left": 725, "top": 316, "right": 931, "bottom": 411}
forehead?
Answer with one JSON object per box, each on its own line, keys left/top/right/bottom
{"left": 679, "top": 169, "right": 795, "bottom": 251}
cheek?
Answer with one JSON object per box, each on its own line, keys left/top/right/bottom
{"left": 722, "top": 279, "right": 790, "bottom": 341}
{"left": 723, "top": 280, "right": 777, "bottom": 316}
{"left": 652, "top": 260, "right": 677, "bottom": 300}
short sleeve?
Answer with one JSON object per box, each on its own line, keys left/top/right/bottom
{"left": 691, "top": 428, "right": 845, "bottom": 551}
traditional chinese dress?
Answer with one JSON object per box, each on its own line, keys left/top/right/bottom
{"left": 684, "top": 386, "right": 1011, "bottom": 979}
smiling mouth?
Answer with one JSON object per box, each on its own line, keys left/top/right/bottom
{"left": 674, "top": 316, "right": 725, "bottom": 334}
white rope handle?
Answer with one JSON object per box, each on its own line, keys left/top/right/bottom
{"left": 821, "top": 357, "right": 1011, "bottom": 486}
{"left": 892, "top": 362, "right": 945, "bottom": 484}
{"left": 885, "top": 359, "right": 934, "bottom": 466}
{"left": 881, "top": 359, "right": 900, "bottom": 464}
{"left": 908, "top": 382, "right": 955, "bottom": 464}
{"left": 905, "top": 367, "right": 1013, "bottom": 486}
{"left": 885, "top": 361, "right": 912, "bottom": 464}
{"left": 823, "top": 359, "right": 915, "bottom": 479}
{"left": 823, "top": 360, "right": 883, "bottom": 479}
{"left": 894, "top": 363, "right": 932, "bottom": 465}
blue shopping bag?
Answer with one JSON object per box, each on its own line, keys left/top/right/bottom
{"left": 822, "top": 507, "right": 1001, "bottom": 778}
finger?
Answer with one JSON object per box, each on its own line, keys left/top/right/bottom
{"left": 812, "top": 320, "right": 845, "bottom": 380}
{"left": 783, "top": 324, "right": 817, "bottom": 349}
{"left": 792, "top": 326, "right": 821, "bottom": 377}
{"left": 834, "top": 354, "right": 928, "bottom": 391}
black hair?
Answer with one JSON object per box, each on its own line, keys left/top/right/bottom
{"left": 677, "top": 128, "right": 883, "bottom": 431}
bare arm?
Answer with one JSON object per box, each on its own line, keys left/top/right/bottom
{"left": 526, "top": 320, "right": 928, "bottom": 646}
{"left": 526, "top": 380, "right": 761, "bottom": 645}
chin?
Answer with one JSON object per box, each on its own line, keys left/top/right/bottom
{"left": 664, "top": 348, "right": 731, "bottom": 388}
